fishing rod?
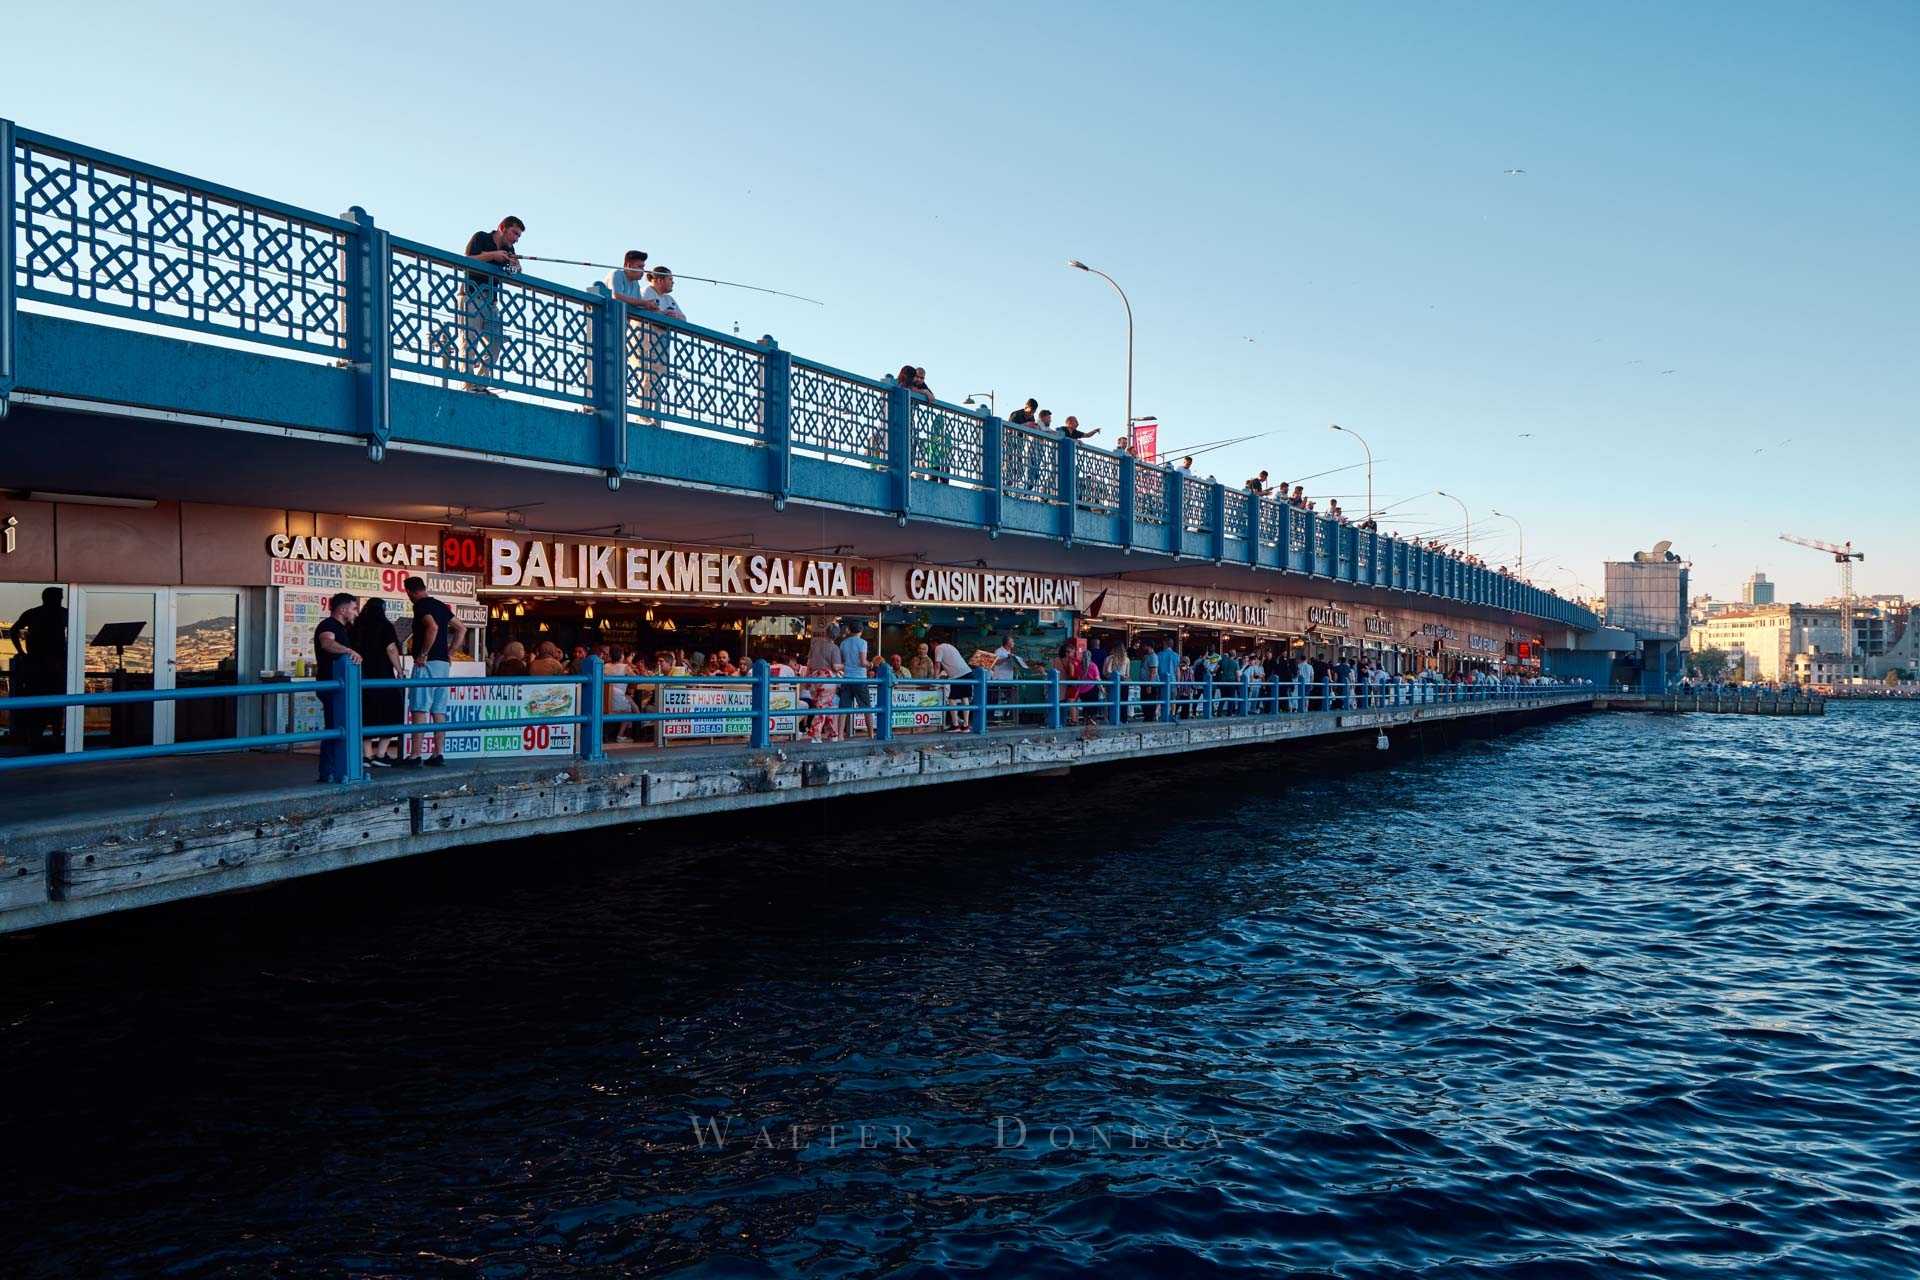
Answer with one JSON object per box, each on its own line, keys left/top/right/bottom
{"left": 516, "top": 254, "right": 826, "bottom": 306}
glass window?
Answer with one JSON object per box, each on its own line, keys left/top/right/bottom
{"left": 1, "top": 583, "right": 71, "bottom": 755}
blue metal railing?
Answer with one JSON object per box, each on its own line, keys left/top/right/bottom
{"left": 0, "top": 657, "right": 1592, "bottom": 786}
{"left": 1, "top": 121, "right": 1598, "bottom": 631}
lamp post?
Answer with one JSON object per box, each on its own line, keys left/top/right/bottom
{"left": 1490, "top": 508, "right": 1524, "bottom": 578}
{"left": 1329, "top": 423, "right": 1373, "bottom": 522}
{"left": 1067, "top": 260, "right": 1132, "bottom": 437}
{"left": 1435, "top": 490, "right": 1471, "bottom": 555}
{"left": 962, "top": 391, "right": 996, "bottom": 415}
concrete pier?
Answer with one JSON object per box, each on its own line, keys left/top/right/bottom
{"left": 0, "top": 691, "right": 1592, "bottom": 935}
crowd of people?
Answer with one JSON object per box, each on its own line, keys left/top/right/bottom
{"left": 460, "top": 621, "right": 1577, "bottom": 746}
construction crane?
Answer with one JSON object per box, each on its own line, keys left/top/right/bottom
{"left": 1779, "top": 533, "right": 1865, "bottom": 673}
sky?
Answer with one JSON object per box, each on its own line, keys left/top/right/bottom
{"left": 7, "top": 1, "right": 1915, "bottom": 604}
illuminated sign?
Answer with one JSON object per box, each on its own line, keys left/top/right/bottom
{"left": 1147, "top": 592, "right": 1270, "bottom": 627}
{"left": 1307, "top": 605, "right": 1351, "bottom": 630}
{"left": 1364, "top": 615, "right": 1392, "bottom": 636}
{"left": 907, "top": 567, "right": 1080, "bottom": 610}
{"left": 489, "top": 536, "right": 873, "bottom": 601}
{"left": 267, "top": 533, "right": 440, "bottom": 568}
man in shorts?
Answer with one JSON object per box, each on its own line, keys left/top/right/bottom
{"left": 402, "top": 576, "right": 464, "bottom": 767}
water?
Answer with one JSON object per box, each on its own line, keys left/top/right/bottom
{"left": 4, "top": 704, "right": 1918, "bottom": 1277}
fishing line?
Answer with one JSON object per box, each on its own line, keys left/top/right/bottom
{"left": 518, "top": 254, "right": 825, "bottom": 306}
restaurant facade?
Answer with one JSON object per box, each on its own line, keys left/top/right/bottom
{"left": 0, "top": 495, "right": 1544, "bottom": 759}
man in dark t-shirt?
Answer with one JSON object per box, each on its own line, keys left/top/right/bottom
{"left": 460, "top": 216, "right": 524, "bottom": 385}
{"left": 313, "top": 592, "right": 361, "bottom": 781}
{"left": 403, "top": 576, "right": 464, "bottom": 767}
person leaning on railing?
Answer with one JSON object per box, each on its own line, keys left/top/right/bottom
{"left": 461, "top": 216, "right": 524, "bottom": 389}
{"left": 313, "top": 592, "right": 361, "bottom": 784}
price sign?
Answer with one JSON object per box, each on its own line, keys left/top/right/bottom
{"left": 440, "top": 529, "right": 487, "bottom": 575}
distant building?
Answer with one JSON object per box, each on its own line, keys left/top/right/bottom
{"left": 1741, "top": 571, "right": 1774, "bottom": 605}
{"left": 1604, "top": 542, "right": 1690, "bottom": 691}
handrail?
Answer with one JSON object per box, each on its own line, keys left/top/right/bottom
{"left": 0, "top": 657, "right": 1592, "bottom": 783}
{"left": 3, "top": 118, "right": 1601, "bottom": 632}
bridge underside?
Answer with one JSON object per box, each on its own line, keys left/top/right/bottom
{"left": 1, "top": 394, "right": 1549, "bottom": 633}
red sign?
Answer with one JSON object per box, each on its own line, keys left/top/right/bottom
{"left": 440, "top": 529, "right": 487, "bottom": 575}
{"left": 1133, "top": 420, "right": 1159, "bottom": 463}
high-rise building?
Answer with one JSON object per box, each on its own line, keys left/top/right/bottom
{"left": 1742, "top": 571, "right": 1774, "bottom": 605}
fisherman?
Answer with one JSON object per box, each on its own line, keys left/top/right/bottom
{"left": 461, "top": 216, "right": 524, "bottom": 388}
{"left": 607, "top": 249, "right": 649, "bottom": 309}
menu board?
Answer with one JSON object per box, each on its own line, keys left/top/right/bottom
{"left": 440, "top": 663, "right": 576, "bottom": 758}
{"left": 890, "top": 686, "right": 945, "bottom": 732}
{"left": 661, "top": 684, "right": 799, "bottom": 741}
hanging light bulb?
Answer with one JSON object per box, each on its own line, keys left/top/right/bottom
{"left": 644, "top": 607, "right": 655, "bottom": 622}
{"left": 513, "top": 601, "right": 525, "bottom": 617}
{"left": 584, "top": 602, "right": 596, "bottom": 620}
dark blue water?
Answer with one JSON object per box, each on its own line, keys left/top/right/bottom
{"left": 4, "top": 704, "right": 1918, "bottom": 1277}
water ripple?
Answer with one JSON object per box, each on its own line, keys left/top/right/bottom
{"left": 2, "top": 704, "right": 1918, "bottom": 1276}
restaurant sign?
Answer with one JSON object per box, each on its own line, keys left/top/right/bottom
{"left": 267, "top": 533, "right": 442, "bottom": 568}
{"left": 1307, "top": 605, "right": 1351, "bottom": 630}
{"left": 1364, "top": 615, "right": 1393, "bottom": 637}
{"left": 1468, "top": 633, "right": 1501, "bottom": 655}
{"left": 489, "top": 537, "right": 874, "bottom": 601}
{"left": 906, "top": 567, "right": 1081, "bottom": 610}
{"left": 1147, "top": 592, "right": 1270, "bottom": 628}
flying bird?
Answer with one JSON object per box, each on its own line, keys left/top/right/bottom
{"left": 1517, "top": 432, "right": 1535, "bottom": 438}
{"left": 1660, "top": 369, "right": 1676, "bottom": 374}
{"left": 1503, "top": 168, "right": 1527, "bottom": 176}
{"left": 1626, "top": 360, "right": 1644, "bottom": 366}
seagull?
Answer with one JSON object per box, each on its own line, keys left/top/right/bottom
{"left": 1517, "top": 432, "right": 1534, "bottom": 438}
{"left": 1626, "top": 359, "right": 1644, "bottom": 366}
{"left": 1660, "top": 369, "right": 1676, "bottom": 374}
{"left": 1503, "top": 168, "right": 1527, "bottom": 176}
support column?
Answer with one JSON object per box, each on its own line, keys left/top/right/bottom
{"left": 343, "top": 206, "right": 391, "bottom": 459}
{"left": 763, "top": 339, "right": 791, "bottom": 508}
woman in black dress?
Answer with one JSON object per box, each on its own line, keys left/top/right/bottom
{"left": 353, "top": 596, "right": 405, "bottom": 767}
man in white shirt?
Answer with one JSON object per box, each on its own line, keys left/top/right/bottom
{"left": 933, "top": 640, "right": 970, "bottom": 729}
{"left": 632, "top": 266, "right": 684, "bottom": 421}
{"left": 640, "top": 267, "right": 684, "bottom": 321}
{"left": 989, "top": 634, "right": 1027, "bottom": 726}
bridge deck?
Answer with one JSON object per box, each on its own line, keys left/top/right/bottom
{"left": 0, "top": 692, "right": 1593, "bottom": 935}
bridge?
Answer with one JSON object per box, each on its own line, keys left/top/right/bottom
{"left": 0, "top": 120, "right": 1594, "bottom": 632}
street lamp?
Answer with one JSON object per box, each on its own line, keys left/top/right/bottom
{"left": 1329, "top": 423, "right": 1373, "bottom": 522}
{"left": 962, "top": 391, "right": 996, "bottom": 415}
{"left": 1067, "top": 260, "right": 1132, "bottom": 437}
{"left": 1490, "top": 508, "right": 1524, "bottom": 578}
{"left": 1435, "top": 490, "right": 1471, "bottom": 555}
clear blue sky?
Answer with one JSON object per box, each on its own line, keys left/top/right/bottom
{"left": 9, "top": 1, "right": 1915, "bottom": 603}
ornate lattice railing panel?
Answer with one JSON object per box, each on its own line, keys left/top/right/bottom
{"left": 911, "top": 401, "right": 984, "bottom": 485}
{"left": 1224, "top": 489, "right": 1251, "bottom": 540}
{"left": 1357, "top": 532, "right": 1372, "bottom": 577}
{"left": 791, "top": 362, "right": 887, "bottom": 464}
{"left": 1288, "top": 508, "right": 1308, "bottom": 555}
{"left": 1258, "top": 498, "right": 1283, "bottom": 547}
{"left": 389, "top": 247, "right": 594, "bottom": 402}
{"left": 1002, "top": 424, "right": 1059, "bottom": 503}
{"left": 14, "top": 138, "right": 348, "bottom": 355}
{"left": 626, "top": 313, "right": 765, "bottom": 436}
{"left": 1138, "top": 466, "right": 1168, "bottom": 525}
{"left": 1076, "top": 449, "right": 1120, "bottom": 511}
{"left": 1182, "top": 480, "right": 1212, "bottom": 531}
